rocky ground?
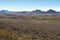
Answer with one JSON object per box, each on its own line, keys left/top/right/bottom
{"left": 0, "top": 14, "right": 60, "bottom": 40}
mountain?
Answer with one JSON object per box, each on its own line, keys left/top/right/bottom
{"left": 31, "top": 9, "right": 42, "bottom": 14}
{"left": 0, "top": 10, "right": 9, "bottom": 12}
{"left": 31, "top": 9, "right": 59, "bottom": 14}
{"left": 46, "top": 9, "right": 57, "bottom": 13}
{"left": 0, "top": 9, "right": 60, "bottom": 14}
{"left": 0, "top": 10, "right": 10, "bottom": 14}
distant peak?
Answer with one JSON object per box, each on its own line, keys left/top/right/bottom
{"left": 33, "top": 9, "right": 41, "bottom": 11}
{"left": 47, "top": 9, "right": 57, "bottom": 13}
{"left": 1, "top": 10, "right": 8, "bottom": 12}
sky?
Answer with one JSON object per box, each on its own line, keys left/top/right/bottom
{"left": 0, "top": 0, "right": 60, "bottom": 11}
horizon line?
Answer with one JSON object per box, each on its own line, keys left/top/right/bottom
{"left": 0, "top": 9, "right": 60, "bottom": 12}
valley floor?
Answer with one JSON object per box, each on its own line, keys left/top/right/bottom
{"left": 0, "top": 14, "right": 60, "bottom": 40}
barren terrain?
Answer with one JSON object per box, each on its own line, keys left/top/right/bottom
{"left": 0, "top": 14, "right": 60, "bottom": 40}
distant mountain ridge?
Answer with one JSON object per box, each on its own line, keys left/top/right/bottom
{"left": 0, "top": 9, "right": 60, "bottom": 14}
{"left": 46, "top": 9, "right": 57, "bottom": 13}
